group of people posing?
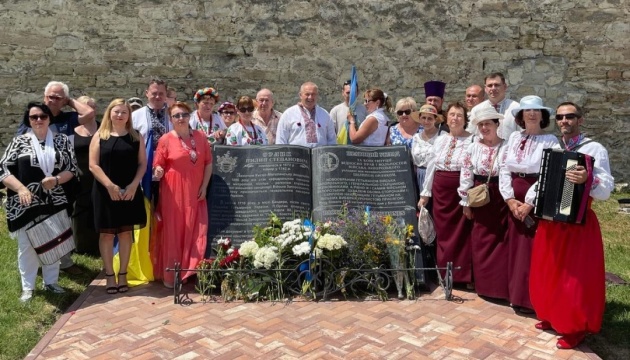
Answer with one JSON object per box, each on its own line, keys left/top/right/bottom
{"left": 0, "top": 72, "right": 614, "bottom": 350}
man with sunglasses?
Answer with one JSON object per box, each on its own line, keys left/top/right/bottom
{"left": 252, "top": 88, "right": 282, "bottom": 144}
{"left": 276, "top": 82, "right": 336, "bottom": 147}
{"left": 329, "top": 80, "right": 367, "bottom": 135}
{"left": 529, "top": 102, "right": 614, "bottom": 350}
{"left": 468, "top": 72, "right": 520, "bottom": 140}
{"left": 17, "top": 81, "right": 95, "bottom": 138}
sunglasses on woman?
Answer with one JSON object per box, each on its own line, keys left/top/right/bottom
{"left": 396, "top": 109, "right": 412, "bottom": 116}
{"left": 238, "top": 106, "right": 255, "bottom": 113}
{"left": 29, "top": 114, "right": 49, "bottom": 121}
{"left": 171, "top": 112, "right": 191, "bottom": 119}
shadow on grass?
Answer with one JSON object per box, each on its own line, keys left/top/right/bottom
{"left": 587, "top": 296, "right": 630, "bottom": 360}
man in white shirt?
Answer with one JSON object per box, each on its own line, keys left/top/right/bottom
{"left": 251, "top": 88, "right": 283, "bottom": 144}
{"left": 469, "top": 72, "right": 520, "bottom": 139}
{"left": 329, "top": 79, "right": 367, "bottom": 135}
{"left": 276, "top": 82, "right": 336, "bottom": 148}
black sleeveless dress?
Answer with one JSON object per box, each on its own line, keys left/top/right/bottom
{"left": 73, "top": 131, "right": 100, "bottom": 255}
{"left": 93, "top": 134, "right": 146, "bottom": 234}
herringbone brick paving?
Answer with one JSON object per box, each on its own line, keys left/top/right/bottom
{"left": 26, "top": 275, "right": 602, "bottom": 359}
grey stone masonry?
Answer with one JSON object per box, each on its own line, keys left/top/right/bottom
{"left": 0, "top": 0, "right": 628, "bottom": 181}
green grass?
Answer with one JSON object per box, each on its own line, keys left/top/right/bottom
{"left": 0, "top": 212, "right": 102, "bottom": 360}
{"left": 586, "top": 193, "right": 630, "bottom": 359}
{"left": 0, "top": 195, "right": 629, "bottom": 359}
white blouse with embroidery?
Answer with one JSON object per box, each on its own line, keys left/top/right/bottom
{"left": 411, "top": 130, "right": 443, "bottom": 168}
{"left": 421, "top": 133, "right": 474, "bottom": 197}
{"left": 498, "top": 131, "right": 559, "bottom": 204}
{"left": 458, "top": 140, "right": 507, "bottom": 206}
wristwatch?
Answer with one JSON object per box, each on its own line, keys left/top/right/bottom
{"left": 55, "top": 176, "right": 60, "bottom": 186}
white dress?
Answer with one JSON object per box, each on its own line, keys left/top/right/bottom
{"left": 411, "top": 129, "right": 444, "bottom": 194}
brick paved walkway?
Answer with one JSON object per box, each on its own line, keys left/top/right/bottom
{"left": 26, "top": 274, "right": 601, "bottom": 359}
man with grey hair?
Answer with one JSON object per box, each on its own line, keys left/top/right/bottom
{"left": 252, "top": 88, "right": 282, "bottom": 144}
{"left": 17, "top": 81, "right": 95, "bottom": 137}
{"left": 276, "top": 82, "right": 336, "bottom": 147}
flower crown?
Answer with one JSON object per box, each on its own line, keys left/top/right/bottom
{"left": 194, "top": 87, "right": 219, "bottom": 103}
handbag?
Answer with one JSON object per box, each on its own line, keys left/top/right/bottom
{"left": 417, "top": 206, "right": 436, "bottom": 245}
{"left": 25, "top": 190, "right": 75, "bottom": 265}
{"left": 467, "top": 141, "right": 502, "bottom": 208}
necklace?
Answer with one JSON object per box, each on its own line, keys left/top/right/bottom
{"left": 239, "top": 119, "right": 258, "bottom": 143}
{"left": 178, "top": 131, "right": 198, "bottom": 164}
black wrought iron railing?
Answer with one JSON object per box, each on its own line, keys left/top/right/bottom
{"left": 166, "top": 258, "right": 455, "bottom": 305}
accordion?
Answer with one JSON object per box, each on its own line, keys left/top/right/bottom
{"left": 533, "top": 149, "right": 594, "bottom": 224}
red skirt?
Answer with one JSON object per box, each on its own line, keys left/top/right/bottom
{"left": 506, "top": 175, "right": 537, "bottom": 309}
{"left": 471, "top": 180, "right": 509, "bottom": 299}
{"left": 432, "top": 171, "right": 473, "bottom": 283}
{"left": 530, "top": 204, "right": 605, "bottom": 335}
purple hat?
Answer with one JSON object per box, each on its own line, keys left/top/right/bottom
{"left": 217, "top": 101, "right": 236, "bottom": 113}
{"left": 424, "top": 80, "right": 446, "bottom": 98}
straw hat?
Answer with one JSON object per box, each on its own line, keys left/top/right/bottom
{"left": 411, "top": 104, "right": 444, "bottom": 124}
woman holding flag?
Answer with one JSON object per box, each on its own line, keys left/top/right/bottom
{"left": 347, "top": 88, "right": 392, "bottom": 146}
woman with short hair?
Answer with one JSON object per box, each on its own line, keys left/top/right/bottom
{"left": 218, "top": 102, "right": 238, "bottom": 128}
{"left": 419, "top": 102, "right": 474, "bottom": 286}
{"left": 72, "top": 96, "right": 100, "bottom": 256}
{"left": 386, "top": 97, "right": 422, "bottom": 147}
{"left": 189, "top": 87, "right": 227, "bottom": 145}
{"left": 225, "top": 96, "right": 268, "bottom": 146}
{"left": 0, "top": 102, "right": 78, "bottom": 302}
{"left": 152, "top": 102, "right": 213, "bottom": 288}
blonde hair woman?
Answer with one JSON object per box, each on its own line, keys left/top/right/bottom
{"left": 89, "top": 99, "right": 147, "bottom": 294}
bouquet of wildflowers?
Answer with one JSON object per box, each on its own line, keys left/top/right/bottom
{"left": 383, "top": 216, "right": 415, "bottom": 300}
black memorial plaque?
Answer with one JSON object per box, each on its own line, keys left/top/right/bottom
{"left": 311, "top": 145, "right": 418, "bottom": 228}
{"left": 209, "top": 145, "right": 312, "bottom": 246}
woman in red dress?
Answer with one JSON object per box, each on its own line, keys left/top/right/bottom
{"left": 151, "top": 102, "right": 213, "bottom": 288}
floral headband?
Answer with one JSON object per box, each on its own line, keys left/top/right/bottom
{"left": 193, "top": 87, "right": 219, "bottom": 103}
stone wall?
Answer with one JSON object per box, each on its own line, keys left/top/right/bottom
{"left": 0, "top": 0, "right": 628, "bottom": 181}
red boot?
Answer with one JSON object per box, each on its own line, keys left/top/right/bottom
{"left": 535, "top": 321, "right": 552, "bottom": 330}
{"left": 556, "top": 332, "right": 586, "bottom": 349}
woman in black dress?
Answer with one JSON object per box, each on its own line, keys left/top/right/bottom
{"left": 73, "top": 96, "right": 100, "bottom": 256}
{"left": 89, "top": 98, "right": 147, "bottom": 294}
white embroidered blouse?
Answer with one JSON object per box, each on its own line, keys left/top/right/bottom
{"left": 421, "top": 133, "right": 474, "bottom": 197}
{"left": 458, "top": 140, "right": 507, "bottom": 206}
{"left": 498, "top": 131, "right": 559, "bottom": 204}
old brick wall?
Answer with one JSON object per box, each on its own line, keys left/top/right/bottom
{"left": 0, "top": 0, "right": 628, "bottom": 180}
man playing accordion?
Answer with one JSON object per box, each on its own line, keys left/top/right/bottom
{"left": 529, "top": 102, "right": 614, "bottom": 349}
